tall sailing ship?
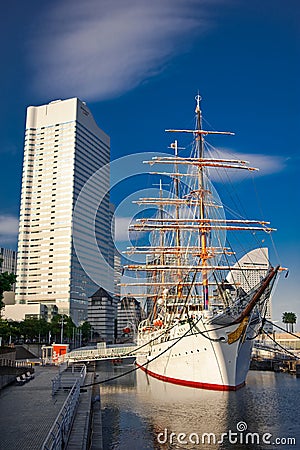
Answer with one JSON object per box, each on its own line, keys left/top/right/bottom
{"left": 122, "top": 95, "right": 283, "bottom": 391}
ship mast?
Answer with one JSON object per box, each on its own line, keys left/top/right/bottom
{"left": 195, "top": 94, "right": 209, "bottom": 310}
{"left": 156, "top": 179, "right": 165, "bottom": 319}
{"left": 122, "top": 95, "right": 277, "bottom": 313}
{"left": 171, "top": 140, "right": 183, "bottom": 301}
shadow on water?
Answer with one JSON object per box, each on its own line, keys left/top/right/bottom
{"left": 97, "top": 361, "right": 300, "bottom": 450}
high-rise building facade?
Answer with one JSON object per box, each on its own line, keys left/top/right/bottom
{"left": 0, "top": 247, "right": 17, "bottom": 276}
{"left": 226, "top": 247, "right": 272, "bottom": 322}
{"left": 0, "top": 247, "right": 17, "bottom": 305}
{"left": 15, "top": 98, "right": 113, "bottom": 324}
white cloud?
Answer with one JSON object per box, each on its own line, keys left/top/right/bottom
{"left": 237, "top": 152, "right": 285, "bottom": 175}
{"left": 206, "top": 147, "right": 286, "bottom": 181}
{"left": 29, "top": 0, "right": 226, "bottom": 101}
{"left": 0, "top": 215, "right": 19, "bottom": 235}
{"left": 115, "top": 216, "right": 132, "bottom": 241}
{"left": 115, "top": 215, "right": 151, "bottom": 245}
{"left": 0, "top": 215, "right": 19, "bottom": 248}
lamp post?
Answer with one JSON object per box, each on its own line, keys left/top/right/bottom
{"left": 60, "top": 315, "right": 67, "bottom": 344}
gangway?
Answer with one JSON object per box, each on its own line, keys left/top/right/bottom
{"left": 64, "top": 345, "right": 139, "bottom": 363}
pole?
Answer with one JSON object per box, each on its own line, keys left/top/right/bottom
{"left": 195, "top": 94, "right": 209, "bottom": 310}
{"left": 60, "top": 316, "right": 64, "bottom": 344}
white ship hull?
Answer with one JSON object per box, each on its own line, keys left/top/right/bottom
{"left": 136, "top": 318, "right": 258, "bottom": 391}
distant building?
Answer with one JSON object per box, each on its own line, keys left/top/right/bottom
{"left": 3, "top": 303, "right": 49, "bottom": 321}
{"left": 0, "top": 247, "right": 17, "bottom": 275}
{"left": 114, "top": 252, "right": 122, "bottom": 301}
{"left": 145, "top": 254, "right": 188, "bottom": 318}
{"left": 226, "top": 248, "right": 269, "bottom": 290}
{"left": 117, "top": 296, "right": 141, "bottom": 340}
{"left": 0, "top": 247, "right": 17, "bottom": 305}
{"left": 226, "top": 247, "right": 272, "bottom": 330}
{"left": 15, "top": 98, "right": 114, "bottom": 324}
{"left": 253, "top": 332, "right": 300, "bottom": 360}
{"left": 88, "top": 287, "right": 117, "bottom": 344}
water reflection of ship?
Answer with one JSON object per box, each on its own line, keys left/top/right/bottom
{"left": 136, "top": 368, "right": 229, "bottom": 449}
{"left": 101, "top": 363, "right": 229, "bottom": 449}
{"left": 96, "top": 360, "right": 136, "bottom": 392}
{"left": 100, "top": 362, "right": 300, "bottom": 450}
{"left": 111, "top": 357, "right": 135, "bottom": 366}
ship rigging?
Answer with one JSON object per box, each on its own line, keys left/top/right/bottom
{"left": 121, "top": 94, "right": 284, "bottom": 390}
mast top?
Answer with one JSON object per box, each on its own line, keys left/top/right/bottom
{"left": 195, "top": 94, "right": 202, "bottom": 113}
{"left": 170, "top": 140, "right": 178, "bottom": 156}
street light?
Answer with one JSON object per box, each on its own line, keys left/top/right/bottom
{"left": 60, "top": 315, "right": 67, "bottom": 344}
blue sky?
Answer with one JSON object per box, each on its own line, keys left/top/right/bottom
{"left": 0, "top": 0, "right": 299, "bottom": 327}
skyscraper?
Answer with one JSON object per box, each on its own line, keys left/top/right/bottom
{"left": 226, "top": 247, "right": 272, "bottom": 322}
{"left": 15, "top": 98, "right": 113, "bottom": 324}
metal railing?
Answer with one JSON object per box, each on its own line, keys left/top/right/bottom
{"left": 52, "top": 374, "right": 62, "bottom": 396}
{"left": 0, "top": 358, "right": 32, "bottom": 368}
{"left": 42, "top": 379, "right": 81, "bottom": 450}
{"left": 60, "top": 364, "right": 87, "bottom": 389}
{"left": 52, "top": 364, "right": 86, "bottom": 396}
{"left": 65, "top": 346, "right": 137, "bottom": 362}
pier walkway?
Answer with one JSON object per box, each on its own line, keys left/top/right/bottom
{"left": 0, "top": 363, "right": 103, "bottom": 450}
{"left": 0, "top": 365, "right": 69, "bottom": 450}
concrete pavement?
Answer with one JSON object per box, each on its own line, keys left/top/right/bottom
{"left": 0, "top": 365, "right": 69, "bottom": 450}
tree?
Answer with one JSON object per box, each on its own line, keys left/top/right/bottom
{"left": 0, "top": 320, "right": 11, "bottom": 342}
{"left": 0, "top": 257, "right": 17, "bottom": 312}
{"left": 19, "top": 318, "right": 50, "bottom": 342}
{"left": 79, "top": 321, "right": 92, "bottom": 342}
{"left": 0, "top": 320, "right": 21, "bottom": 344}
{"left": 50, "top": 314, "right": 76, "bottom": 343}
{"left": 282, "top": 312, "right": 297, "bottom": 333}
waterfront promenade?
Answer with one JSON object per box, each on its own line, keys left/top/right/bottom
{"left": 0, "top": 365, "right": 69, "bottom": 450}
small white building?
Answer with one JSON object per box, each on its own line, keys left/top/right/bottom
{"left": 3, "top": 303, "right": 48, "bottom": 321}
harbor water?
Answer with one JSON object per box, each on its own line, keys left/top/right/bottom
{"left": 97, "top": 361, "right": 300, "bottom": 450}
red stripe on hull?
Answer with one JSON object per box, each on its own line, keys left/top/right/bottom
{"left": 136, "top": 363, "right": 245, "bottom": 391}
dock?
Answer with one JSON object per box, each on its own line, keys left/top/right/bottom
{"left": 0, "top": 365, "right": 69, "bottom": 450}
{"left": 0, "top": 363, "right": 103, "bottom": 450}
{"left": 250, "top": 357, "right": 300, "bottom": 376}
